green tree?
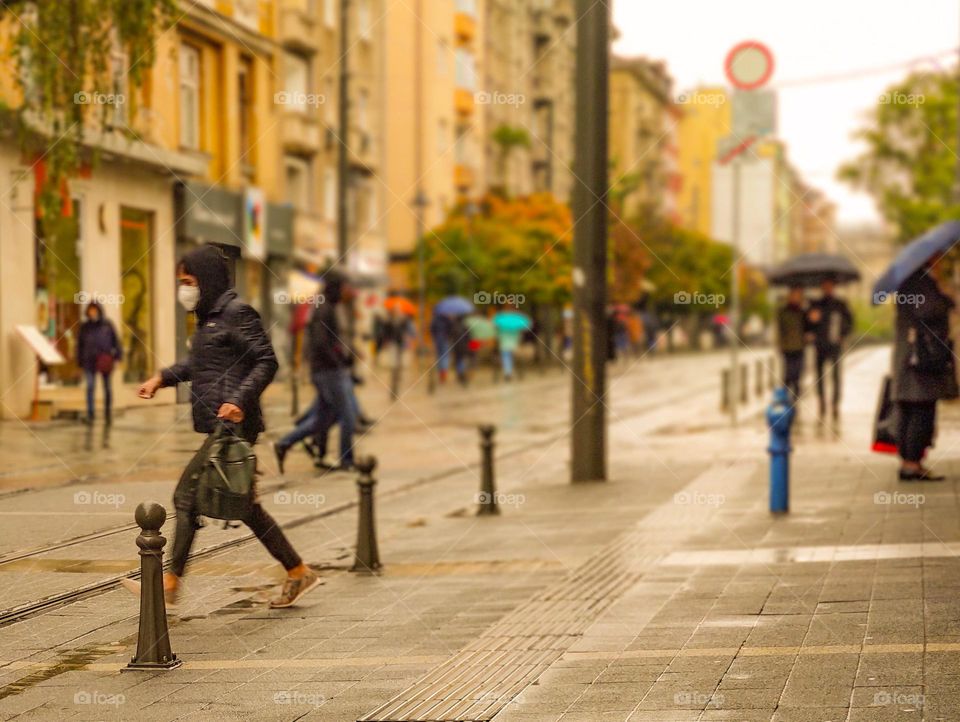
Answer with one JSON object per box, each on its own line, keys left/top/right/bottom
{"left": 490, "top": 124, "right": 531, "bottom": 197}
{"left": 838, "top": 69, "right": 959, "bottom": 241}
{"left": 3, "top": 0, "right": 176, "bottom": 224}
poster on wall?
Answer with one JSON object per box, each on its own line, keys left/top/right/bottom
{"left": 244, "top": 187, "right": 266, "bottom": 261}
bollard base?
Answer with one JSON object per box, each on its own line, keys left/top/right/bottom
{"left": 349, "top": 561, "right": 382, "bottom": 574}
{"left": 123, "top": 656, "right": 182, "bottom": 672}
{"left": 477, "top": 505, "right": 500, "bottom": 516}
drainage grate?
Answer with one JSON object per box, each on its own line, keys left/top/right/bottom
{"left": 359, "top": 530, "right": 652, "bottom": 721}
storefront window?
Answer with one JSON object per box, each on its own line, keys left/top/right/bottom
{"left": 120, "top": 207, "right": 154, "bottom": 383}
{"left": 35, "top": 202, "right": 82, "bottom": 385}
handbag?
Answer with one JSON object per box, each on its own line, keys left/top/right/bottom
{"left": 195, "top": 422, "right": 256, "bottom": 522}
{"left": 871, "top": 375, "right": 898, "bottom": 454}
{"left": 908, "top": 325, "right": 953, "bottom": 374}
{"left": 95, "top": 352, "right": 115, "bottom": 375}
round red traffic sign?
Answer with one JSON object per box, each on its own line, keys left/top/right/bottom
{"left": 724, "top": 41, "right": 774, "bottom": 90}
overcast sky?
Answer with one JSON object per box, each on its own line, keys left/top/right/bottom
{"left": 612, "top": 0, "right": 960, "bottom": 227}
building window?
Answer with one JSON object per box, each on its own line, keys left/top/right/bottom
{"left": 285, "top": 156, "right": 312, "bottom": 211}
{"left": 437, "top": 119, "right": 447, "bottom": 157}
{"left": 455, "top": 0, "right": 476, "bottom": 14}
{"left": 357, "top": 88, "right": 369, "bottom": 132}
{"left": 238, "top": 57, "right": 254, "bottom": 158}
{"left": 324, "top": 168, "right": 336, "bottom": 220}
{"left": 437, "top": 39, "right": 449, "bottom": 76}
{"left": 454, "top": 48, "right": 476, "bottom": 90}
{"left": 325, "top": 77, "right": 335, "bottom": 125}
{"left": 324, "top": 0, "right": 335, "bottom": 28}
{"left": 357, "top": 0, "right": 371, "bottom": 39}
{"left": 283, "top": 51, "right": 310, "bottom": 113}
{"left": 179, "top": 44, "right": 200, "bottom": 149}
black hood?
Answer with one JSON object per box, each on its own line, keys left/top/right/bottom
{"left": 320, "top": 268, "right": 347, "bottom": 304}
{"left": 180, "top": 244, "right": 232, "bottom": 320}
{"left": 85, "top": 301, "right": 104, "bottom": 323}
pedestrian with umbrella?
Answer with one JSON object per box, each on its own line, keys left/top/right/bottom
{"left": 767, "top": 253, "right": 861, "bottom": 410}
{"left": 874, "top": 221, "right": 960, "bottom": 481}
{"left": 493, "top": 308, "right": 531, "bottom": 381}
{"left": 431, "top": 296, "right": 474, "bottom": 385}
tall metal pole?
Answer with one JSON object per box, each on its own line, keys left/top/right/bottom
{"left": 337, "top": 0, "right": 350, "bottom": 266}
{"left": 730, "top": 156, "right": 741, "bottom": 427}
{"left": 570, "top": 0, "right": 609, "bottom": 483}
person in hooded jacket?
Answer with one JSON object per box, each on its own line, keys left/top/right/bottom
{"left": 77, "top": 301, "right": 121, "bottom": 424}
{"left": 137, "top": 244, "right": 319, "bottom": 609}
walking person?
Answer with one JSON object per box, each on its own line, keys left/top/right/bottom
{"left": 493, "top": 308, "right": 530, "bottom": 381}
{"left": 274, "top": 269, "right": 357, "bottom": 474}
{"left": 891, "top": 257, "right": 957, "bottom": 481}
{"left": 776, "top": 286, "right": 807, "bottom": 405}
{"left": 807, "top": 279, "right": 853, "bottom": 420}
{"left": 137, "top": 244, "right": 319, "bottom": 608}
{"left": 77, "top": 301, "right": 121, "bottom": 425}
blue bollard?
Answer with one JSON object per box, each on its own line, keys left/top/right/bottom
{"left": 767, "top": 387, "right": 796, "bottom": 513}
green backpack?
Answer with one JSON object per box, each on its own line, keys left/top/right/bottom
{"left": 195, "top": 423, "right": 256, "bottom": 523}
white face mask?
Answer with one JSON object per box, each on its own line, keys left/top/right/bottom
{"left": 178, "top": 284, "right": 200, "bottom": 312}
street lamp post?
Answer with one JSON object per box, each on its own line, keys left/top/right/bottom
{"left": 570, "top": 0, "right": 610, "bottom": 483}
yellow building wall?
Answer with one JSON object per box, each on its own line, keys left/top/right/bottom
{"left": 676, "top": 86, "right": 729, "bottom": 237}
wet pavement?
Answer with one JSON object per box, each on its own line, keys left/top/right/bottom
{"left": 3, "top": 345, "right": 956, "bottom": 720}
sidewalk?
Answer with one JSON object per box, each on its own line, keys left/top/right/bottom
{"left": 5, "top": 346, "right": 959, "bottom": 720}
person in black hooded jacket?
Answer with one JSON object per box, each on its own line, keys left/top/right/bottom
{"left": 137, "top": 244, "right": 320, "bottom": 609}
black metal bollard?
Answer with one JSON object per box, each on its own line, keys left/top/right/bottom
{"left": 755, "top": 359, "right": 764, "bottom": 398}
{"left": 350, "top": 456, "right": 382, "bottom": 573}
{"left": 740, "top": 364, "right": 749, "bottom": 404}
{"left": 720, "top": 369, "right": 731, "bottom": 411}
{"left": 477, "top": 425, "right": 500, "bottom": 515}
{"left": 124, "top": 502, "right": 181, "bottom": 671}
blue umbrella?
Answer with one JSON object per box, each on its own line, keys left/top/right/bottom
{"left": 873, "top": 220, "right": 960, "bottom": 303}
{"left": 434, "top": 295, "right": 474, "bottom": 316}
{"left": 493, "top": 310, "right": 531, "bottom": 332}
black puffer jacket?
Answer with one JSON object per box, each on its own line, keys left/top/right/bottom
{"left": 160, "top": 289, "right": 278, "bottom": 442}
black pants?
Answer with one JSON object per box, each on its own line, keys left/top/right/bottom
{"left": 170, "top": 440, "right": 302, "bottom": 577}
{"left": 782, "top": 351, "right": 804, "bottom": 404}
{"left": 897, "top": 401, "right": 936, "bottom": 464}
{"left": 815, "top": 348, "right": 842, "bottom": 410}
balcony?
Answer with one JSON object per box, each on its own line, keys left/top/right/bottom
{"left": 279, "top": 2, "right": 318, "bottom": 52}
{"left": 454, "top": 163, "right": 475, "bottom": 190}
{"left": 454, "top": 88, "right": 475, "bottom": 117}
{"left": 281, "top": 111, "right": 322, "bottom": 155}
{"left": 454, "top": 12, "right": 476, "bottom": 42}
{"left": 350, "top": 128, "right": 378, "bottom": 172}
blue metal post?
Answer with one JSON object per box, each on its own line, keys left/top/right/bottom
{"left": 767, "top": 387, "right": 795, "bottom": 513}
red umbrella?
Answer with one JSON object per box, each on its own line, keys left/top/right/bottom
{"left": 384, "top": 296, "right": 417, "bottom": 316}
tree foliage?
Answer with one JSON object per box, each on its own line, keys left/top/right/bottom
{"left": 838, "top": 68, "right": 960, "bottom": 242}
{"left": 417, "top": 192, "right": 573, "bottom": 306}
{"left": 5, "top": 0, "right": 176, "bottom": 223}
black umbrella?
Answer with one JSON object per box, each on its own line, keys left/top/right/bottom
{"left": 766, "top": 253, "right": 861, "bottom": 287}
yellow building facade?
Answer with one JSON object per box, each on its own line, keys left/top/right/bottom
{"left": 675, "top": 85, "right": 730, "bottom": 237}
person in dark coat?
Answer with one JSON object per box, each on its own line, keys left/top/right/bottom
{"left": 77, "top": 301, "right": 121, "bottom": 424}
{"left": 891, "top": 258, "right": 958, "bottom": 481}
{"left": 776, "top": 286, "right": 808, "bottom": 404}
{"left": 137, "top": 244, "right": 319, "bottom": 609}
{"left": 807, "top": 279, "right": 854, "bottom": 420}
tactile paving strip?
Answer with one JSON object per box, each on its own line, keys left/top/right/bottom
{"left": 359, "top": 530, "right": 652, "bottom": 721}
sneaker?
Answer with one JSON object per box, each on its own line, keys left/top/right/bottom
{"left": 899, "top": 468, "right": 946, "bottom": 482}
{"left": 269, "top": 570, "right": 321, "bottom": 608}
{"left": 120, "top": 578, "right": 179, "bottom": 609}
{"left": 273, "top": 442, "right": 288, "bottom": 475}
